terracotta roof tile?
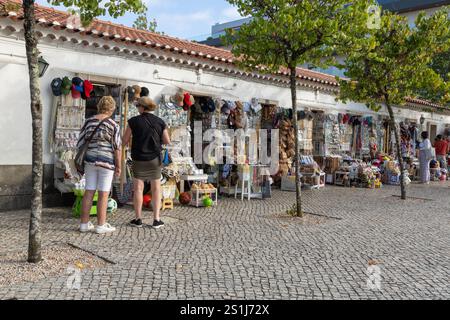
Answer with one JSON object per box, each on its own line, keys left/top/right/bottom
{"left": 0, "top": 0, "right": 339, "bottom": 86}
{"left": 1, "top": 0, "right": 446, "bottom": 110}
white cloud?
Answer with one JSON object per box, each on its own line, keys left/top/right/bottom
{"left": 221, "top": 7, "right": 242, "bottom": 21}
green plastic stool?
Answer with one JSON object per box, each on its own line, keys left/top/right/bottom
{"left": 72, "top": 189, "right": 98, "bottom": 217}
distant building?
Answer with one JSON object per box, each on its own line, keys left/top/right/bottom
{"left": 211, "top": 17, "right": 253, "bottom": 39}
{"left": 199, "top": 0, "right": 450, "bottom": 50}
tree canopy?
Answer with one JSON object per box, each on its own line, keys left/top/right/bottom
{"left": 338, "top": 8, "right": 450, "bottom": 111}
{"left": 133, "top": 13, "right": 157, "bottom": 32}
{"left": 48, "top": 0, "right": 147, "bottom": 25}
{"left": 420, "top": 49, "right": 450, "bottom": 105}
{"left": 224, "top": 0, "right": 374, "bottom": 71}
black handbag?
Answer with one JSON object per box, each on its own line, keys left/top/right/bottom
{"left": 75, "top": 118, "right": 110, "bottom": 175}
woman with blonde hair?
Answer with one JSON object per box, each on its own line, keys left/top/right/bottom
{"left": 77, "top": 96, "right": 121, "bottom": 234}
{"left": 123, "top": 96, "right": 170, "bottom": 229}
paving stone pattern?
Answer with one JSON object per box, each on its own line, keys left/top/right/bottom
{"left": 0, "top": 183, "right": 449, "bottom": 300}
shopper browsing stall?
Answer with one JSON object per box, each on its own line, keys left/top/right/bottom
{"left": 419, "top": 131, "right": 433, "bottom": 184}
{"left": 433, "top": 135, "right": 448, "bottom": 170}
{"left": 77, "top": 96, "right": 121, "bottom": 234}
{"left": 122, "top": 97, "right": 171, "bottom": 229}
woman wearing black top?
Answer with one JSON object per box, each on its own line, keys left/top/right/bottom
{"left": 122, "top": 97, "right": 171, "bottom": 228}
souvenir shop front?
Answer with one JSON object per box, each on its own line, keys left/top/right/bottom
{"left": 48, "top": 73, "right": 433, "bottom": 216}
{"left": 48, "top": 75, "right": 296, "bottom": 213}
{"left": 290, "top": 109, "right": 423, "bottom": 189}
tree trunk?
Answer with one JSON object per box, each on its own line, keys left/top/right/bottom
{"left": 385, "top": 99, "right": 407, "bottom": 200}
{"left": 23, "top": 0, "right": 43, "bottom": 263}
{"left": 289, "top": 66, "right": 302, "bottom": 217}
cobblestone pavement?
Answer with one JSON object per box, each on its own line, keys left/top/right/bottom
{"left": 1, "top": 182, "right": 449, "bottom": 300}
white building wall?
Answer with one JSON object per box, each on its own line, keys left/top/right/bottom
{"left": 1, "top": 33, "right": 450, "bottom": 167}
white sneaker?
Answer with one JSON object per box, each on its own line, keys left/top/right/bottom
{"left": 95, "top": 223, "right": 116, "bottom": 234}
{"left": 79, "top": 222, "right": 95, "bottom": 233}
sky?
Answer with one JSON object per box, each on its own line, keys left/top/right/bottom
{"left": 36, "top": 0, "right": 243, "bottom": 41}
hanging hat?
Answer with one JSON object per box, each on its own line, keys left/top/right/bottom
{"left": 137, "top": 96, "right": 157, "bottom": 111}
{"left": 306, "top": 111, "right": 314, "bottom": 121}
{"left": 221, "top": 100, "right": 231, "bottom": 115}
{"left": 81, "top": 80, "right": 94, "bottom": 100}
{"left": 140, "top": 87, "right": 149, "bottom": 97}
{"left": 51, "top": 78, "right": 62, "bottom": 96}
{"left": 199, "top": 97, "right": 209, "bottom": 113}
{"left": 327, "top": 114, "right": 336, "bottom": 122}
{"left": 183, "top": 93, "right": 193, "bottom": 108}
{"left": 343, "top": 114, "right": 350, "bottom": 124}
{"left": 228, "top": 101, "right": 236, "bottom": 111}
{"left": 132, "top": 85, "right": 141, "bottom": 100}
{"left": 60, "top": 77, "right": 71, "bottom": 96}
{"left": 193, "top": 100, "right": 203, "bottom": 115}
{"left": 71, "top": 77, "right": 84, "bottom": 99}
{"left": 171, "top": 92, "right": 184, "bottom": 107}
{"left": 298, "top": 110, "right": 306, "bottom": 120}
{"left": 348, "top": 116, "right": 355, "bottom": 125}
{"left": 71, "top": 77, "right": 84, "bottom": 98}
{"left": 72, "top": 77, "right": 83, "bottom": 87}
{"left": 127, "top": 86, "right": 135, "bottom": 102}
{"left": 206, "top": 97, "right": 216, "bottom": 112}
{"left": 71, "top": 84, "right": 81, "bottom": 99}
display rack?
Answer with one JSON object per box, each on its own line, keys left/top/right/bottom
{"left": 52, "top": 96, "right": 86, "bottom": 193}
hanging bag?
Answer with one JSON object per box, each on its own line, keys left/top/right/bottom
{"left": 75, "top": 118, "right": 110, "bottom": 175}
{"left": 142, "top": 114, "right": 166, "bottom": 165}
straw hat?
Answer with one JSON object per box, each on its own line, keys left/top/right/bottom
{"left": 132, "top": 85, "right": 141, "bottom": 100}
{"left": 137, "top": 96, "right": 157, "bottom": 111}
{"left": 171, "top": 92, "right": 184, "bottom": 107}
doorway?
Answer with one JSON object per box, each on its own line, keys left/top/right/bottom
{"left": 429, "top": 124, "right": 437, "bottom": 142}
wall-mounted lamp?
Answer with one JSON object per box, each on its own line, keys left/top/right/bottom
{"left": 420, "top": 115, "right": 425, "bottom": 125}
{"left": 153, "top": 69, "right": 159, "bottom": 79}
{"left": 196, "top": 68, "right": 203, "bottom": 82}
{"left": 38, "top": 56, "right": 49, "bottom": 78}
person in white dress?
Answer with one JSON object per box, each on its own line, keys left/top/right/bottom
{"left": 419, "top": 131, "right": 432, "bottom": 184}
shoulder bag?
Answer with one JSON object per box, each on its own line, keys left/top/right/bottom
{"left": 75, "top": 118, "right": 110, "bottom": 175}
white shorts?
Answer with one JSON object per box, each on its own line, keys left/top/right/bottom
{"left": 84, "top": 164, "right": 114, "bottom": 192}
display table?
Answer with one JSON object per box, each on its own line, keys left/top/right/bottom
{"left": 179, "top": 174, "right": 209, "bottom": 193}
{"left": 300, "top": 171, "right": 325, "bottom": 189}
{"left": 334, "top": 171, "right": 350, "bottom": 187}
